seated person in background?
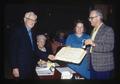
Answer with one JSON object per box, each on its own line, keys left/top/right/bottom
{"left": 65, "top": 20, "right": 90, "bottom": 79}
{"left": 35, "top": 34, "right": 55, "bottom": 65}
{"left": 51, "top": 37, "right": 62, "bottom": 54}
{"left": 56, "top": 31, "right": 67, "bottom": 46}
{"left": 50, "top": 31, "right": 67, "bottom": 54}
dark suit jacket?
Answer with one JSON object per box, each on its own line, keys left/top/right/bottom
{"left": 91, "top": 24, "right": 115, "bottom": 72}
{"left": 9, "top": 25, "right": 37, "bottom": 79}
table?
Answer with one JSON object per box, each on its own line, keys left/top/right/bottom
{"left": 37, "top": 65, "right": 85, "bottom": 80}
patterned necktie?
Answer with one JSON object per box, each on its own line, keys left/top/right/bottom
{"left": 28, "top": 29, "right": 34, "bottom": 50}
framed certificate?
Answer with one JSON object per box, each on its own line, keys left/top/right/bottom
{"left": 55, "top": 47, "right": 87, "bottom": 64}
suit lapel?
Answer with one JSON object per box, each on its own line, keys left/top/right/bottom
{"left": 22, "top": 26, "right": 33, "bottom": 50}
{"left": 94, "top": 24, "right": 106, "bottom": 41}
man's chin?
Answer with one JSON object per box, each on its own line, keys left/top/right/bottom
{"left": 28, "top": 26, "right": 33, "bottom": 29}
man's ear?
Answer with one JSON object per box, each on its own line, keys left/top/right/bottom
{"left": 97, "top": 16, "right": 101, "bottom": 20}
{"left": 24, "top": 18, "right": 26, "bottom": 22}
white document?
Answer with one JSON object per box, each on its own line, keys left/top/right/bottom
{"left": 55, "top": 62, "right": 60, "bottom": 67}
{"left": 56, "top": 67, "right": 76, "bottom": 74}
{"left": 55, "top": 47, "right": 87, "bottom": 64}
{"left": 35, "top": 66, "right": 54, "bottom": 76}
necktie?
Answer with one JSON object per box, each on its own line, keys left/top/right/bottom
{"left": 90, "top": 28, "right": 97, "bottom": 53}
{"left": 91, "top": 28, "right": 97, "bottom": 40}
{"left": 28, "top": 30, "right": 34, "bottom": 50}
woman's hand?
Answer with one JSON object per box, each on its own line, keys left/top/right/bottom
{"left": 48, "top": 55, "right": 55, "bottom": 61}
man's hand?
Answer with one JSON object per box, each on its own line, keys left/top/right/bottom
{"left": 12, "top": 68, "right": 19, "bottom": 78}
{"left": 85, "top": 39, "right": 95, "bottom": 46}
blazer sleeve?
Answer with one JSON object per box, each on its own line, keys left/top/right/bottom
{"left": 9, "top": 29, "right": 19, "bottom": 68}
{"left": 93, "top": 27, "right": 114, "bottom": 53}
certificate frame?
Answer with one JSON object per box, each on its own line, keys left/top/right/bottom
{"left": 55, "top": 47, "right": 87, "bottom": 64}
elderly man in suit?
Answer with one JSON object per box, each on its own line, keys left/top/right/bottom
{"left": 85, "top": 9, "right": 115, "bottom": 79}
{"left": 9, "top": 11, "right": 38, "bottom": 79}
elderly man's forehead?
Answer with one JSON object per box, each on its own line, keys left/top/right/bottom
{"left": 90, "top": 11, "right": 97, "bottom": 15}
{"left": 25, "top": 12, "right": 37, "bottom": 19}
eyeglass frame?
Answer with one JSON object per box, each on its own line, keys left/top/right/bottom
{"left": 25, "top": 17, "right": 37, "bottom": 23}
{"left": 88, "top": 16, "right": 98, "bottom": 20}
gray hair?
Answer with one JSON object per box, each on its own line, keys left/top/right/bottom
{"left": 24, "top": 11, "right": 37, "bottom": 19}
{"left": 36, "top": 34, "right": 47, "bottom": 41}
{"left": 91, "top": 9, "right": 103, "bottom": 20}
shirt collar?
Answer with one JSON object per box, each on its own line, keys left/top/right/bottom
{"left": 94, "top": 23, "right": 103, "bottom": 31}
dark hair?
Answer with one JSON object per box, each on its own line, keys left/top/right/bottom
{"left": 73, "top": 19, "right": 86, "bottom": 33}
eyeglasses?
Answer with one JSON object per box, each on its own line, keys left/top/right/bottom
{"left": 88, "top": 16, "right": 98, "bottom": 20}
{"left": 25, "top": 17, "right": 37, "bottom": 23}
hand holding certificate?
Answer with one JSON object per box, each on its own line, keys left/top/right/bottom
{"left": 55, "top": 47, "right": 87, "bottom": 64}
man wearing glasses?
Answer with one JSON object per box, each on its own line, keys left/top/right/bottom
{"left": 85, "top": 9, "right": 115, "bottom": 79}
{"left": 9, "top": 11, "right": 38, "bottom": 79}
